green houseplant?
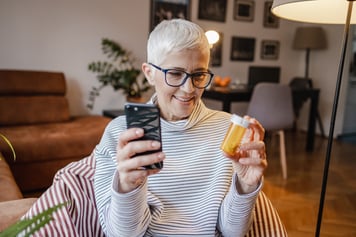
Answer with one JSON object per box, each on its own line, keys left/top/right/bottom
{"left": 87, "top": 38, "right": 150, "bottom": 109}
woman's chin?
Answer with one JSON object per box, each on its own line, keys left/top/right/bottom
{"left": 170, "top": 106, "right": 193, "bottom": 120}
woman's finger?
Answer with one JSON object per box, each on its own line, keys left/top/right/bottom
{"left": 125, "top": 152, "right": 165, "bottom": 171}
{"left": 117, "top": 128, "right": 162, "bottom": 164}
{"left": 117, "top": 128, "right": 144, "bottom": 149}
{"left": 243, "top": 116, "right": 265, "bottom": 140}
{"left": 240, "top": 140, "right": 265, "bottom": 151}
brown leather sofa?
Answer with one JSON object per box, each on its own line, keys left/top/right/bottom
{"left": 0, "top": 152, "right": 37, "bottom": 231}
{"left": 0, "top": 70, "right": 111, "bottom": 193}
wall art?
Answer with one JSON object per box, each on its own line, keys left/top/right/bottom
{"left": 263, "top": 1, "right": 279, "bottom": 28}
{"left": 261, "top": 40, "right": 280, "bottom": 60}
{"left": 150, "top": 0, "right": 190, "bottom": 31}
{"left": 198, "top": 0, "right": 227, "bottom": 22}
{"left": 230, "top": 36, "right": 256, "bottom": 61}
{"left": 234, "top": 0, "right": 255, "bottom": 22}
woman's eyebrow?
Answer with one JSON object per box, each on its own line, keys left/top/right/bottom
{"left": 192, "top": 68, "right": 209, "bottom": 72}
{"left": 167, "top": 66, "right": 209, "bottom": 72}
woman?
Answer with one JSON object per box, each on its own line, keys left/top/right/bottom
{"left": 94, "top": 19, "right": 267, "bottom": 237}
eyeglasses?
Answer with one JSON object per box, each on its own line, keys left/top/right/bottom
{"left": 149, "top": 63, "right": 214, "bottom": 89}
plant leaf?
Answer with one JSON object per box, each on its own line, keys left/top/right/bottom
{"left": 0, "top": 133, "right": 16, "bottom": 161}
{"left": 0, "top": 202, "right": 68, "bottom": 237}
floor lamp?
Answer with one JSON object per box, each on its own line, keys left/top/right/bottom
{"left": 293, "top": 26, "right": 327, "bottom": 79}
{"left": 293, "top": 26, "right": 327, "bottom": 137}
{"left": 271, "top": 0, "right": 355, "bottom": 236}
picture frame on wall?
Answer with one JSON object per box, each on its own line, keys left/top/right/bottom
{"left": 211, "top": 32, "right": 223, "bottom": 67}
{"left": 198, "top": 0, "right": 227, "bottom": 22}
{"left": 263, "top": 1, "right": 279, "bottom": 28}
{"left": 261, "top": 40, "right": 280, "bottom": 60}
{"left": 230, "top": 36, "right": 256, "bottom": 61}
{"left": 150, "top": 0, "right": 190, "bottom": 32}
{"left": 233, "top": 0, "right": 255, "bottom": 22}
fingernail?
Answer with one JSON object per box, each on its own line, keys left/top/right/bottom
{"left": 152, "top": 141, "right": 160, "bottom": 148}
{"left": 158, "top": 153, "right": 165, "bottom": 160}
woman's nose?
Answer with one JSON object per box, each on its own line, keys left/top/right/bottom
{"left": 180, "top": 77, "right": 195, "bottom": 93}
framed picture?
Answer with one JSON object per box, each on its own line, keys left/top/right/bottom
{"left": 230, "top": 36, "right": 255, "bottom": 61}
{"left": 263, "top": 1, "right": 279, "bottom": 28}
{"left": 261, "top": 40, "right": 280, "bottom": 60}
{"left": 233, "top": 0, "right": 255, "bottom": 22}
{"left": 150, "top": 0, "right": 190, "bottom": 32}
{"left": 211, "top": 32, "right": 223, "bottom": 67}
{"left": 198, "top": 0, "right": 227, "bottom": 22}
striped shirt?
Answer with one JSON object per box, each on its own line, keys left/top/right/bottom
{"left": 94, "top": 100, "right": 261, "bottom": 237}
{"left": 23, "top": 154, "right": 105, "bottom": 237}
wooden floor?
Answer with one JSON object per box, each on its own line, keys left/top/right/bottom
{"left": 263, "top": 130, "right": 356, "bottom": 237}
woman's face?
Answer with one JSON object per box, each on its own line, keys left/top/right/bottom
{"left": 143, "top": 49, "right": 210, "bottom": 121}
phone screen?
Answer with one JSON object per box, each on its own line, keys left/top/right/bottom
{"left": 124, "top": 103, "right": 163, "bottom": 169}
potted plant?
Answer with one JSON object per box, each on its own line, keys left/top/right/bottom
{"left": 87, "top": 38, "right": 150, "bottom": 110}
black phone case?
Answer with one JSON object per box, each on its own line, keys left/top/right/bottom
{"left": 125, "top": 103, "right": 163, "bottom": 169}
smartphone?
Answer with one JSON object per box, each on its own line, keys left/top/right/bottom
{"left": 124, "top": 102, "right": 163, "bottom": 169}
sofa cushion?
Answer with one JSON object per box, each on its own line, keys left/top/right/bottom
{"left": 0, "top": 70, "right": 66, "bottom": 95}
{"left": 0, "top": 96, "right": 70, "bottom": 126}
{"left": 0, "top": 116, "right": 110, "bottom": 163}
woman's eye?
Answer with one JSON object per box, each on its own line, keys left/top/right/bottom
{"left": 168, "top": 71, "right": 184, "bottom": 78}
{"left": 193, "top": 73, "right": 207, "bottom": 79}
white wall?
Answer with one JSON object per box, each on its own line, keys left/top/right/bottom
{"left": 0, "top": 0, "right": 346, "bottom": 137}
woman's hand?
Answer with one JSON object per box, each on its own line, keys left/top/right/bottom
{"left": 116, "top": 128, "right": 165, "bottom": 193}
{"left": 224, "top": 116, "right": 267, "bottom": 194}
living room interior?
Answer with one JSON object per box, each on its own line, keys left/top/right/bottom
{"left": 0, "top": 0, "right": 355, "bottom": 236}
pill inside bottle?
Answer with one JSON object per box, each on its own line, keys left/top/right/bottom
{"left": 220, "top": 114, "right": 250, "bottom": 156}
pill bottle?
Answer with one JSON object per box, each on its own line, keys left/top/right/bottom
{"left": 220, "top": 114, "right": 250, "bottom": 156}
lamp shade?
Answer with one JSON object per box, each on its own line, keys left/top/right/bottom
{"left": 293, "top": 27, "right": 327, "bottom": 50}
{"left": 205, "top": 30, "right": 220, "bottom": 45}
{"left": 271, "top": 0, "right": 356, "bottom": 24}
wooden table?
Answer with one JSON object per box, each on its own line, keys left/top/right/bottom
{"left": 202, "top": 87, "right": 320, "bottom": 152}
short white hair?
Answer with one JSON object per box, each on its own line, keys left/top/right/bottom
{"left": 147, "top": 19, "right": 210, "bottom": 65}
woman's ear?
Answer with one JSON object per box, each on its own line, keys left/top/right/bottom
{"left": 142, "top": 63, "right": 155, "bottom": 86}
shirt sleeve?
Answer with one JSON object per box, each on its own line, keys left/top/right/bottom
{"left": 217, "top": 174, "right": 262, "bottom": 237}
{"left": 105, "top": 171, "right": 151, "bottom": 237}
{"left": 93, "top": 118, "right": 151, "bottom": 237}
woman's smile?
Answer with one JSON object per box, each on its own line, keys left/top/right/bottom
{"left": 173, "top": 94, "right": 195, "bottom": 103}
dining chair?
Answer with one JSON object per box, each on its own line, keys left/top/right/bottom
{"left": 247, "top": 83, "right": 294, "bottom": 179}
{"left": 289, "top": 77, "right": 312, "bottom": 118}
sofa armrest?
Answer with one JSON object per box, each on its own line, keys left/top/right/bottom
{"left": 0, "top": 198, "right": 37, "bottom": 232}
{"left": 0, "top": 154, "right": 23, "bottom": 201}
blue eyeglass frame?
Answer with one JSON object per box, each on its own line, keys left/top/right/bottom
{"left": 149, "top": 63, "right": 214, "bottom": 89}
